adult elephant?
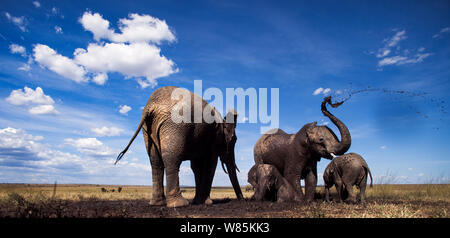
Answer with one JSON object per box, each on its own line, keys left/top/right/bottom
{"left": 116, "top": 86, "right": 243, "bottom": 207}
{"left": 253, "top": 96, "right": 351, "bottom": 202}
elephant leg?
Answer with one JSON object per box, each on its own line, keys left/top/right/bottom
{"left": 144, "top": 132, "right": 166, "bottom": 206}
{"left": 343, "top": 182, "right": 356, "bottom": 203}
{"left": 358, "top": 173, "right": 368, "bottom": 204}
{"left": 191, "top": 159, "right": 203, "bottom": 204}
{"left": 325, "top": 186, "right": 331, "bottom": 202}
{"left": 284, "top": 166, "right": 304, "bottom": 201}
{"left": 304, "top": 168, "right": 317, "bottom": 202}
{"left": 163, "top": 154, "right": 189, "bottom": 208}
{"left": 192, "top": 155, "right": 218, "bottom": 205}
{"left": 149, "top": 144, "right": 166, "bottom": 206}
{"left": 334, "top": 178, "right": 344, "bottom": 202}
{"left": 201, "top": 155, "right": 218, "bottom": 205}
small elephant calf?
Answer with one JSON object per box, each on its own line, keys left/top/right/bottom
{"left": 323, "top": 152, "right": 373, "bottom": 203}
{"left": 248, "top": 164, "right": 299, "bottom": 202}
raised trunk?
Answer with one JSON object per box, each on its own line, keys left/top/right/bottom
{"left": 321, "top": 96, "right": 351, "bottom": 155}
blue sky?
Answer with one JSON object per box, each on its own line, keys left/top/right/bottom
{"left": 1, "top": 0, "right": 449, "bottom": 186}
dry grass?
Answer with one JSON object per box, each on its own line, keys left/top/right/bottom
{"left": 0, "top": 183, "right": 448, "bottom": 218}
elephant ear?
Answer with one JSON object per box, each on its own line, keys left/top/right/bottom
{"left": 305, "top": 122, "right": 317, "bottom": 142}
{"left": 224, "top": 109, "right": 238, "bottom": 125}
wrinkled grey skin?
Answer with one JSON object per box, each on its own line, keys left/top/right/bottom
{"left": 323, "top": 153, "right": 373, "bottom": 203}
{"left": 253, "top": 98, "right": 351, "bottom": 202}
{"left": 248, "top": 164, "right": 299, "bottom": 202}
{"left": 116, "top": 86, "right": 243, "bottom": 207}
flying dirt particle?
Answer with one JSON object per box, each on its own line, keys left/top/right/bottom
{"left": 326, "top": 84, "right": 448, "bottom": 130}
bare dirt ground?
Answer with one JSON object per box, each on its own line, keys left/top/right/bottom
{"left": 0, "top": 184, "right": 449, "bottom": 218}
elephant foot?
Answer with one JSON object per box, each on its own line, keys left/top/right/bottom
{"left": 192, "top": 196, "right": 213, "bottom": 205}
{"left": 166, "top": 196, "right": 189, "bottom": 208}
{"left": 149, "top": 197, "right": 166, "bottom": 206}
{"left": 204, "top": 197, "right": 213, "bottom": 205}
{"left": 345, "top": 198, "right": 357, "bottom": 204}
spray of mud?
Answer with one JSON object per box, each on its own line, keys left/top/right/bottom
{"left": 322, "top": 85, "right": 448, "bottom": 130}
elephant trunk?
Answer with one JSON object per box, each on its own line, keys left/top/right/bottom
{"left": 222, "top": 153, "right": 244, "bottom": 200}
{"left": 321, "top": 96, "right": 351, "bottom": 155}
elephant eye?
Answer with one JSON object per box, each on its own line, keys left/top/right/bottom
{"left": 318, "top": 138, "right": 324, "bottom": 143}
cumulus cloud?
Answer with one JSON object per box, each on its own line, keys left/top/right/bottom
{"left": 91, "top": 126, "right": 123, "bottom": 137}
{"left": 119, "top": 105, "right": 132, "bottom": 114}
{"left": 64, "top": 137, "right": 116, "bottom": 157}
{"left": 376, "top": 30, "right": 432, "bottom": 67}
{"left": 33, "top": 44, "right": 89, "bottom": 83}
{"left": 9, "top": 43, "right": 27, "bottom": 57}
{"left": 0, "top": 127, "right": 82, "bottom": 170}
{"left": 33, "top": 1, "right": 41, "bottom": 8}
{"left": 313, "top": 87, "right": 331, "bottom": 96}
{"left": 33, "top": 11, "right": 177, "bottom": 88}
{"left": 5, "top": 12, "right": 27, "bottom": 32}
{"left": 28, "top": 104, "right": 59, "bottom": 115}
{"left": 6, "top": 86, "right": 54, "bottom": 105}
{"left": 79, "top": 12, "right": 176, "bottom": 44}
{"left": 74, "top": 42, "right": 177, "bottom": 87}
{"left": 6, "top": 86, "right": 59, "bottom": 115}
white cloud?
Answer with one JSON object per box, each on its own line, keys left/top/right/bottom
{"left": 313, "top": 87, "right": 323, "bottom": 95}
{"left": 418, "top": 173, "right": 424, "bottom": 177}
{"left": 29, "top": 104, "right": 59, "bottom": 115}
{"left": 91, "top": 126, "right": 123, "bottom": 137}
{"left": 408, "top": 168, "right": 413, "bottom": 171}
{"left": 79, "top": 12, "right": 175, "bottom": 44}
{"left": 313, "top": 87, "right": 331, "bottom": 96}
{"left": 380, "top": 145, "right": 387, "bottom": 150}
{"left": 79, "top": 12, "right": 113, "bottom": 41}
{"left": 432, "top": 27, "right": 450, "bottom": 38}
{"left": 17, "top": 57, "right": 33, "bottom": 72}
{"left": 65, "top": 137, "right": 116, "bottom": 157}
{"left": 74, "top": 42, "right": 177, "bottom": 87}
{"left": 378, "top": 56, "right": 408, "bottom": 66}
{"left": 385, "top": 30, "right": 407, "bottom": 48}
{"left": 376, "top": 30, "right": 406, "bottom": 59}
{"left": 378, "top": 53, "right": 432, "bottom": 66}
{"left": 119, "top": 105, "right": 132, "bottom": 114}
{"left": 322, "top": 88, "right": 331, "bottom": 94}
{"left": 33, "top": 11, "right": 178, "bottom": 88}
{"left": 376, "top": 49, "right": 390, "bottom": 58}
{"left": 54, "top": 25, "right": 63, "bottom": 34}
{"left": 33, "top": 1, "right": 41, "bottom": 8}
{"left": 9, "top": 43, "right": 26, "bottom": 57}
{"left": 6, "top": 86, "right": 59, "bottom": 115}
{"left": 0, "top": 127, "right": 83, "bottom": 170}
{"left": 33, "top": 44, "right": 89, "bottom": 83}
{"left": 6, "top": 86, "right": 54, "bottom": 106}
{"left": 92, "top": 72, "right": 108, "bottom": 85}
{"left": 376, "top": 30, "right": 432, "bottom": 67}
{"left": 5, "top": 12, "right": 27, "bottom": 32}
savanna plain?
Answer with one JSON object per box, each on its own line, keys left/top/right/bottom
{"left": 0, "top": 183, "right": 448, "bottom": 218}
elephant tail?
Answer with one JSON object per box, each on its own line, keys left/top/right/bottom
{"left": 365, "top": 166, "right": 373, "bottom": 188}
{"left": 115, "top": 112, "right": 149, "bottom": 165}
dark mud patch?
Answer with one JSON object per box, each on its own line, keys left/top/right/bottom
{"left": 1, "top": 196, "right": 448, "bottom": 218}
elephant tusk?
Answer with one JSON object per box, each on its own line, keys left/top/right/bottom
{"left": 221, "top": 161, "right": 229, "bottom": 174}
{"left": 330, "top": 152, "right": 337, "bottom": 158}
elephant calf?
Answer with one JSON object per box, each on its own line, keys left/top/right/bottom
{"left": 323, "top": 153, "right": 373, "bottom": 203}
{"left": 248, "top": 164, "right": 299, "bottom": 202}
